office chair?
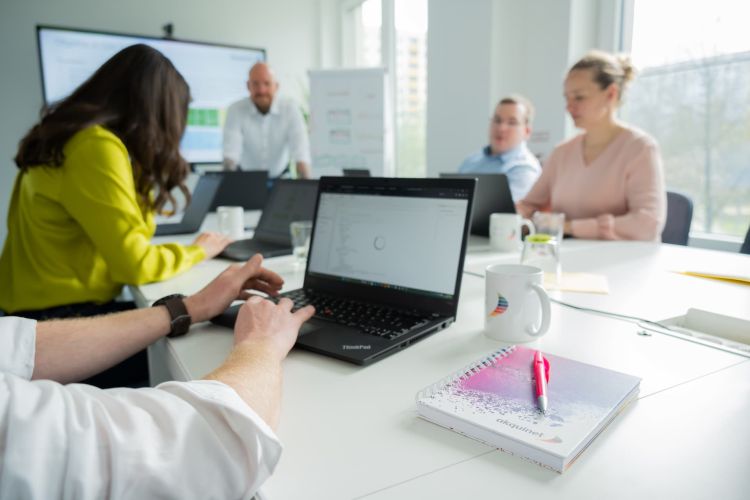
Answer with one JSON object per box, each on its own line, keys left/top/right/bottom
{"left": 740, "top": 222, "right": 750, "bottom": 255}
{"left": 661, "top": 191, "right": 693, "bottom": 246}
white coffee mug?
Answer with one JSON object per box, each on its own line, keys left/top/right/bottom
{"left": 485, "top": 264, "right": 551, "bottom": 342}
{"left": 217, "top": 206, "right": 244, "bottom": 240}
{"left": 489, "top": 213, "right": 535, "bottom": 252}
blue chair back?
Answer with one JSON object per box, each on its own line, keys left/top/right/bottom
{"left": 662, "top": 191, "right": 693, "bottom": 246}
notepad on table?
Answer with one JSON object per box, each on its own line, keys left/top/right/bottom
{"left": 543, "top": 272, "right": 609, "bottom": 294}
{"left": 415, "top": 345, "right": 640, "bottom": 473}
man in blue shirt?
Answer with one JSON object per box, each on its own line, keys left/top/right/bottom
{"left": 458, "top": 95, "right": 542, "bottom": 201}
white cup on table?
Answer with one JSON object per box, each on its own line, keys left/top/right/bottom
{"left": 489, "top": 213, "right": 535, "bottom": 252}
{"left": 484, "top": 264, "right": 551, "bottom": 343}
{"left": 217, "top": 206, "right": 245, "bottom": 240}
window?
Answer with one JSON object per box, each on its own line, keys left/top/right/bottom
{"left": 342, "top": 0, "right": 428, "bottom": 178}
{"left": 343, "top": 0, "right": 381, "bottom": 68}
{"left": 621, "top": 0, "right": 750, "bottom": 238}
{"left": 394, "top": 0, "right": 427, "bottom": 177}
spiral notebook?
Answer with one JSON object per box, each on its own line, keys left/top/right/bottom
{"left": 415, "top": 345, "right": 640, "bottom": 473}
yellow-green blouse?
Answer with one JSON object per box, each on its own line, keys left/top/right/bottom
{"left": 0, "top": 126, "right": 205, "bottom": 313}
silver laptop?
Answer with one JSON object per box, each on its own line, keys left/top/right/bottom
{"left": 213, "top": 176, "right": 476, "bottom": 365}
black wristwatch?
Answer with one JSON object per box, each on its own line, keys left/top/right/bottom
{"left": 153, "top": 294, "right": 191, "bottom": 338}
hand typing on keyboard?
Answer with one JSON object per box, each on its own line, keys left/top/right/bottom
{"left": 279, "top": 289, "right": 432, "bottom": 340}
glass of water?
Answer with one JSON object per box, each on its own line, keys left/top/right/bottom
{"left": 520, "top": 233, "right": 561, "bottom": 286}
{"left": 289, "top": 220, "right": 313, "bottom": 264}
{"left": 532, "top": 212, "right": 566, "bottom": 243}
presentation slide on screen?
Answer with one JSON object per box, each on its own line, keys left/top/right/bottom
{"left": 38, "top": 28, "right": 265, "bottom": 163}
{"left": 308, "top": 193, "right": 468, "bottom": 297}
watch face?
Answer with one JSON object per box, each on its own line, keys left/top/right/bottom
{"left": 172, "top": 314, "right": 191, "bottom": 337}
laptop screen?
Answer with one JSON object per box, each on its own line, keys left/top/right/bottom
{"left": 254, "top": 180, "right": 319, "bottom": 244}
{"left": 208, "top": 171, "right": 269, "bottom": 211}
{"left": 307, "top": 181, "right": 471, "bottom": 300}
{"left": 440, "top": 173, "right": 515, "bottom": 236}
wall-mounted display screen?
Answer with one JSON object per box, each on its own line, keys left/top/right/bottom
{"left": 37, "top": 25, "right": 266, "bottom": 163}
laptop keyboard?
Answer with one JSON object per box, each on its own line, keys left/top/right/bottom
{"left": 280, "top": 289, "right": 436, "bottom": 340}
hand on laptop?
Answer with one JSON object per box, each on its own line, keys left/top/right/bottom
{"left": 234, "top": 296, "right": 315, "bottom": 359}
{"left": 193, "top": 232, "right": 233, "bottom": 259}
{"left": 185, "top": 254, "right": 285, "bottom": 323}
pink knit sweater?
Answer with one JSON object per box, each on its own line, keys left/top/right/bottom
{"left": 517, "top": 126, "right": 666, "bottom": 241}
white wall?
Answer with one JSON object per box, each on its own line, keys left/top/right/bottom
{"left": 426, "top": 0, "right": 493, "bottom": 177}
{"left": 490, "top": 0, "right": 574, "bottom": 161}
{"left": 0, "top": 0, "right": 338, "bottom": 246}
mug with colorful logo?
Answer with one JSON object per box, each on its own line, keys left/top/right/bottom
{"left": 489, "top": 213, "right": 535, "bottom": 252}
{"left": 484, "top": 264, "right": 551, "bottom": 342}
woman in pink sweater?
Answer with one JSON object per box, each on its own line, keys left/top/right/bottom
{"left": 517, "top": 51, "right": 666, "bottom": 241}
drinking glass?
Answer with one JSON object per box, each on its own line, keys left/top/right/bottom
{"left": 289, "top": 220, "right": 313, "bottom": 264}
{"left": 520, "top": 234, "right": 561, "bottom": 286}
{"left": 532, "top": 212, "right": 565, "bottom": 243}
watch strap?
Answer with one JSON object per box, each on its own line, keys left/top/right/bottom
{"left": 153, "top": 294, "right": 191, "bottom": 338}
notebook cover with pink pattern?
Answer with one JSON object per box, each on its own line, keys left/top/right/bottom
{"left": 415, "top": 345, "right": 640, "bottom": 472}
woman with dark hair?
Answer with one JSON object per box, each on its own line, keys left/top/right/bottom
{"left": 0, "top": 45, "right": 230, "bottom": 329}
{"left": 517, "top": 50, "right": 666, "bottom": 240}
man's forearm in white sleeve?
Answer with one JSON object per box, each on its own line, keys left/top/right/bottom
{"left": 0, "top": 376, "right": 281, "bottom": 499}
{"left": 223, "top": 105, "right": 243, "bottom": 169}
{"left": 289, "top": 103, "right": 311, "bottom": 177}
{"left": 1, "top": 314, "right": 283, "bottom": 500}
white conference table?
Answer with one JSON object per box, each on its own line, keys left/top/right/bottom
{"left": 133, "top": 235, "right": 750, "bottom": 500}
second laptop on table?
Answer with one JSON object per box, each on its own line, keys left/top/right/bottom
{"left": 220, "top": 179, "right": 320, "bottom": 260}
{"left": 155, "top": 174, "right": 223, "bottom": 236}
{"left": 213, "top": 176, "right": 476, "bottom": 365}
{"left": 439, "top": 173, "right": 516, "bottom": 236}
{"left": 208, "top": 170, "right": 270, "bottom": 211}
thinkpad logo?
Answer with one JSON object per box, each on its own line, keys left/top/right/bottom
{"left": 342, "top": 345, "right": 371, "bottom": 350}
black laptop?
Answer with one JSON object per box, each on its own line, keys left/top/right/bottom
{"left": 219, "top": 179, "right": 319, "bottom": 260}
{"left": 439, "top": 173, "right": 515, "bottom": 236}
{"left": 154, "top": 175, "right": 222, "bottom": 236}
{"left": 208, "top": 170, "right": 269, "bottom": 211}
{"left": 212, "top": 176, "right": 476, "bottom": 365}
{"left": 342, "top": 168, "right": 371, "bottom": 177}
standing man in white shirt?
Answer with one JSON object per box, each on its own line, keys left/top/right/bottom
{"left": 0, "top": 254, "right": 315, "bottom": 499}
{"left": 223, "top": 62, "right": 312, "bottom": 179}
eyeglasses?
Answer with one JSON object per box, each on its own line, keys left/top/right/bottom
{"left": 490, "top": 117, "right": 523, "bottom": 127}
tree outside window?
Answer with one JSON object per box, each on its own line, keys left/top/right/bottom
{"left": 622, "top": 0, "right": 750, "bottom": 238}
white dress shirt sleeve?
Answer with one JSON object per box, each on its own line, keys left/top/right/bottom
{"left": 287, "top": 101, "right": 311, "bottom": 165}
{"left": 0, "top": 317, "right": 282, "bottom": 499}
{"left": 223, "top": 100, "right": 244, "bottom": 164}
{"left": 0, "top": 317, "right": 36, "bottom": 379}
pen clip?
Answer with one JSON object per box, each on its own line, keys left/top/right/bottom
{"left": 543, "top": 356, "right": 550, "bottom": 382}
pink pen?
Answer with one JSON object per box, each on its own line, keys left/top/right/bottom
{"left": 533, "top": 350, "right": 550, "bottom": 414}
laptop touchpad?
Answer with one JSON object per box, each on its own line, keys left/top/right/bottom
{"left": 299, "top": 322, "right": 321, "bottom": 336}
{"left": 297, "top": 321, "right": 359, "bottom": 338}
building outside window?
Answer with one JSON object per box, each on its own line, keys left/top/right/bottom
{"left": 394, "top": 0, "right": 427, "bottom": 177}
{"left": 342, "top": 0, "right": 428, "bottom": 178}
